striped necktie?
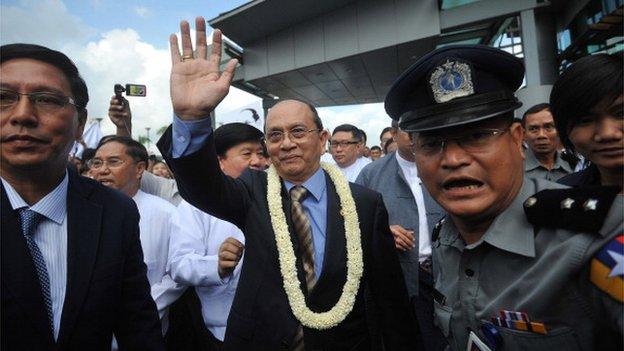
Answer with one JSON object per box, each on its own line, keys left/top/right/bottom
{"left": 18, "top": 208, "right": 54, "bottom": 334}
{"left": 289, "top": 185, "right": 316, "bottom": 351}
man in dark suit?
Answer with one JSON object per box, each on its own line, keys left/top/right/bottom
{"left": 158, "top": 17, "right": 416, "bottom": 350}
{"left": 356, "top": 121, "right": 446, "bottom": 350}
{"left": 0, "top": 43, "right": 164, "bottom": 350}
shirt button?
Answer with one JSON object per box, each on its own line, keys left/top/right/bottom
{"left": 465, "top": 268, "right": 475, "bottom": 277}
{"left": 178, "top": 136, "right": 186, "bottom": 142}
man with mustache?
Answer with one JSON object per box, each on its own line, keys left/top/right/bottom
{"left": 0, "top": 44, "right": 163, "bottom": 350}
{"left": 157, "top": 17, "right": 415, "bottom": 350}
{"left": 521, "top": 103, "right": 573, "bottom": 181}
{"left": 385, "top": 45, "right": 623, "bottom": 350}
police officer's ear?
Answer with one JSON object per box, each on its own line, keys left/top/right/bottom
{"left": 509, "top": 121, "right": 525, "bottom": 159}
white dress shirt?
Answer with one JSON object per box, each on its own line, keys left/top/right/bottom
{"left": 337, "top": 157, "right": 371, "bottom": 182}
{"left": 395, "top": 152, "right": 431, "bottom": 262}
{"left": 1, "top": 174, "right": 68, "bottom": 341}
{"left": 132, "top": 190, "right": 185, "bottom": 333}
{"left": 168, "top": 200, "right": 245, "bottom": 341}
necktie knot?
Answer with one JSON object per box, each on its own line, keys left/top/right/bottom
{"left": 17, "top": 208, "right": 45, "bottom": 237}
{"left": 290, "top": 186, "right": 308, "bottom": 203}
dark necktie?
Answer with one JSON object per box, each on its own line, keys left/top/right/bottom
{"left": 289, "top": 186, "right": 316, "bottom": 351}
{"left": 18, "top": 208, "right": 54, "bottom": 333}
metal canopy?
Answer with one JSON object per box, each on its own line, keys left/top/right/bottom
{"left": 209, "top": 0, "right": 357, "bottom": 46}
{"left": 211, "top": 0, "right": 524, "bottom": 107}
{"left": 238, "top": 37, "right": 438, "bottom": 107}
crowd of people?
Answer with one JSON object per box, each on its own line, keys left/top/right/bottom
{"left": 1, "top": 14, "right": 622, "bottom": 351}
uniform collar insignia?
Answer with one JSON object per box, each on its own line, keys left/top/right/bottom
{"left": 428, "top": 59, "right": 474, "bottom": 103}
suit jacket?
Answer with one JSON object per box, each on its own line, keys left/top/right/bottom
{"left": 356, "top": 152, "right": 448, "bottom": 351}
{"left": 1, "top": 169, "right": 164, "bottom": 351}
{"left": 355, "top": 151, "right": 445, "bottom": 297}
{"left": 158, "top": 129, "right": 416, "bottom": 351}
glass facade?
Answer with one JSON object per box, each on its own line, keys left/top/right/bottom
{"left": 557, "top": 0, "right": 623, "bottom": 70}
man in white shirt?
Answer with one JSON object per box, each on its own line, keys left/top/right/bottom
{"left": 169, "top": 122, "right": 268, "bottom": 349}
{"left": 91, "top": 136, "right": 184, "bottom": 336}
{"left": 107, "top": 95, "right": 184, "bottom": 206}
{"left": 330, "top": 124, "right": 370, "bottom": 182}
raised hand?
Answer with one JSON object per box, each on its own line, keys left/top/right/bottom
{"left": 108, "top": 95, "right": 132, "bottom": 137}
{"left": 169, "top": 17, "right": 238, "bottom": 120}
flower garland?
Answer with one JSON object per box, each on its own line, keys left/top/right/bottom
{"left": 266, "top": 162, "right": 363, "bottom": 330}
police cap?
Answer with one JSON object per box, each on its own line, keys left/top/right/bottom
{"left": 385, "top": 45, "right": 525, "bottom": 132}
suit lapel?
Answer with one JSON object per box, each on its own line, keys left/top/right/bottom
{"left": 1, "top": 184, "right": 56, "bottom": 346}
{"left": 57, "top": 171, "right": 102, "bottom": 347}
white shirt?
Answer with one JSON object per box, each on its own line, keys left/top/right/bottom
{"left": 132, "top": 190, "right": 185, "bottom": 333}
{"left": 337, "top": 157, "right": 371, "bottom": 182}
{"left": 1, "top": 175, "right": 68, "bottom": 341}
{"left": 395, "top": 152, "right": 431, "bottom": 262}
{"left": 169, "top": 200, "right": 245, "bottom": 341}
{"left": 320, "top": 152, "right": 335, "bottom": 164}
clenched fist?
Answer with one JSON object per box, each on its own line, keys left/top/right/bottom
{"left": 218, "top": 237, "right": 244, "bottom": 279}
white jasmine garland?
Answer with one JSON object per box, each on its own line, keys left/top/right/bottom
{"left": 266, "top": 162, "right": 363, "bottom": 330}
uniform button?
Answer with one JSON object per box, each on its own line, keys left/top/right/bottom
{"left": 465, "top": 268, "right": 474, "bottom": 277}
{"left": 178, "top": 136, "right": 186, "bottom": 142}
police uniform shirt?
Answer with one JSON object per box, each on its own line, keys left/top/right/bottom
{"left": 524, "top": 149, "right": 573, "bottom": 182}
{"left": 433, "top": 178, "right": 623, "bottom": 351}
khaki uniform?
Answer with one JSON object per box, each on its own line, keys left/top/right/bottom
{"left": 433, "top": 178, "right": 623, "bottom": 350}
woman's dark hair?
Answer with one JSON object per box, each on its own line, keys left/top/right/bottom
{"left": 550, "top": 53, "right": 623, "bottom": 151}
{"left": 1, "top": 43, "right": 89, "bottom": 110}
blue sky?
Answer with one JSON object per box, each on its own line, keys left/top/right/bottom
{"left": 1, "top": 0, "right": 389, "bottom": 152}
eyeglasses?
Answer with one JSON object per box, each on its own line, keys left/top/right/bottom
{"left": 525, "top": 124, "right": 555, "bottom": 134}
{"left": 330, "top": 140, "right": 360, "bottom": 148}
{"left": 411, "top": 127, "right": 510, "bottom": 156}
{"left": 0, "top": 89, "right": 79, "bottom": 113}
{"left": 87, "top": 158, "right": 128, "bottom": 170}
{"left": 265, "top": 127, "right": 321, "bottom": 144}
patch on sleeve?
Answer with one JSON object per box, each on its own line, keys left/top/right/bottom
{"left": 590, "top": 234, "right": 624, "bottom": 303}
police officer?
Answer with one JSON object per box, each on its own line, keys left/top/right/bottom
{"left": 385, "top": 45, "right": 623, "bottom": 350}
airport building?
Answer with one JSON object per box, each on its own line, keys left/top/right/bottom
{"left": 210, "top": 0, "right": 623, "bottom": 116}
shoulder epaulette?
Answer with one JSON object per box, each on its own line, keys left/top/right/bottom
{"left": 523, "top": 185, "right": 620, "bottom": 233}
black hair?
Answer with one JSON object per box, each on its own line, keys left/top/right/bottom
{"left": 214, "top": 123, "right": 264, "bottom": 157}
{"left": 96, "top": 136, "right": 148, "bottom": 164}
{"left": 359, "top": 129, "right": 367, "bottom": 143}
{"left": 380, "top": 126, "right": 394, "bottom": 140}
{"left": 81, "top": 148, "right": 96, "bottom": 163}
{"left": 370, "top": 145, "right": 382, "bottom": 151}
{"left": 332, "top": 124, "right": 363, "bottom": 141}
{"left": 550, "top": 53, "right": 623, "bottom": 151}
{"left": 1, "top": 43, "right": 89, "bottom": 110}
{"left": 521, "top": 103, "right": 550, "bottom": 126}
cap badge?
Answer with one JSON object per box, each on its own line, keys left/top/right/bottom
{"left": 429, "top": 59, "right": 474, "bottom": 103}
